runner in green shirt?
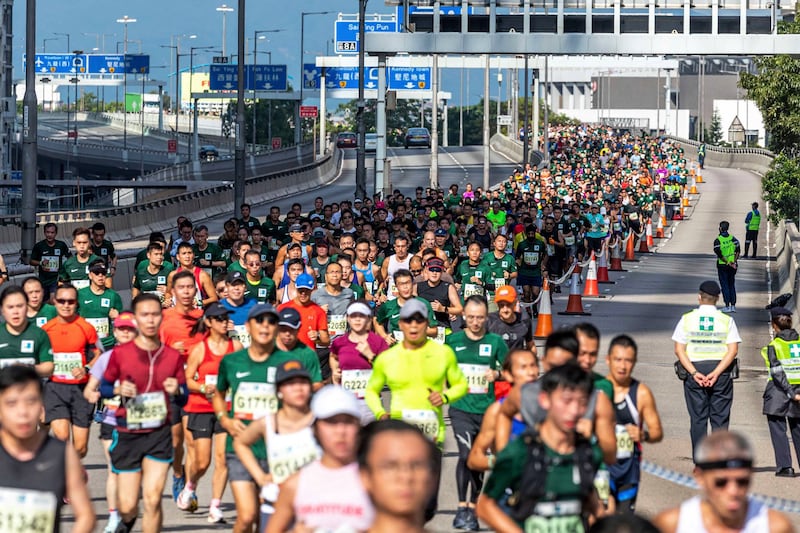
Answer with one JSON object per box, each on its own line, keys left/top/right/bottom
{"left": 22, "top": 276, "right": 57, "bottom": 328}
{"left": 454, "top": 242, "right": 493, "bottom": 303}
{"left": 242, "top": 250, "right": 276, "bottom": 304}
{"left": 516, "top": 225, "right": 549, "bottom": 305}
{"left": 30, "top": 223, "right": 71, "bottom": 297}
{"left": 374, "top": 271, "right": 436, "bottom": 345}
{"left": 193, "top": 224, "right": 227, "bottom": 278}
{"left": 480, "top": 234, "right": 518, "bottom": 304}
{"left": 0, "top": 285, "right": 54, "bottom": 377}
{"left": 77, "top": 260, "right": 123, "bottom": 350}
{"left": 131, "top": 243, "right": 175, "bottom": 303}
{"left": 58, "top": 228, "right": 99, "bottom": 291}
{"left": 477, "top": 363, "right": 603, "bottom": 532}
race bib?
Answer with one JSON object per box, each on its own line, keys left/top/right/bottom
{"left": 52, "top": 352, "right": 83, "bottom": 380}
{"left": 341, "top": 369, "right": 371, "bottom": 399}
{"left": 430, "top": 326, "right": 446, "bottom": 344}
{"left": 494, "top": 277, "right": 506, "bottom": 288}
{"left": 205, "top": 374, "right": 218, "bottom": 387}
{"left": 40, "top": 256, "right": 59, "bottom": 273}
{"left": 267, "top": 428, "right": 321, "bottom": 484}
{"left": 126, "top": 391, "right": 168, "bottom": 430}
{"left": 594, "top": 469, "right": 611, "bottom": 502}
{"left": 616, "top": 424, "right": 634, "bottom": 460}
{"left": 234, "top": 382, "right": 277, "bottom": 420}
{"left": 463, "top": 283, "right": 484, "bottom": 298}
{"left": 0, "top": 487, "right": 57, "bottom": 533}
{"left": 565, "top": 235, "right": 576, "bottom": 246}
{"left": 546, "top": 244, "right": 555, "bottom": 256}
{"left": 524, "top": 511, "right": 583, "bottom": 532}
{"left": 71, "top": 279, "right": 90, "bottom": 290}
{"left": 523, "top": 251, "right": 539, "bottom": 265}
{"left": 392, "top": 330, "right": 404, "bottom": 342}
{"left": 85, "top": 317, "right": 110, "bottom": 339}
{"left": 459, "top": 364, "right": 490, "bottom": 394}
{"left": 230, "top": 325, "right": 252, "bottom": 348}
{"left": 328, "top": 315, "right": 347, "bottom": 338}
{"left": 269, "top": 238, "right": 279, "bottom": 251}
{"left": 401, "top": 409, "right": 439, "bottom": 441}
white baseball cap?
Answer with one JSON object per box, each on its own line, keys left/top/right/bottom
{"left": 311, "top": 385, "right": 362, "bottom": 420}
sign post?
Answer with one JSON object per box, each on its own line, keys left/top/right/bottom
{"left": 271, "top": 137, "right": 281, "bottom": 150}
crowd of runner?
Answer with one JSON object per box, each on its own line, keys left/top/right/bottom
{"left": 0, "top": 124, "right": 788, "bottom": 533}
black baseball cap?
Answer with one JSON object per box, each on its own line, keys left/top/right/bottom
{"left": 699, "top": 280, "right": 721, "bottom": 297}
{"left": 275, "top": 360, "right": 311, "bottom": 385}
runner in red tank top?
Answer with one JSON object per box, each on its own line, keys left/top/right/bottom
{"left": 167, "top": 242, "right": 217, "bottom": 308}
{"left": 181, "top": 302, "right": 242, "bottom": 522}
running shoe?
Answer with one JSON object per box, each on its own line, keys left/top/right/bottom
{"left": 172, "top": 475, "right": 185, "bottom": 502}
{"left": 207, "top": 506, "right": 226, "bottom": 524}
{"left": 103, "top": 517, "right": 120, "bottom": 533}
{"left": 463, "top": 507, "right": 480, "bottom": 531}
{"left": 176, "top": 488, "right": 198, "bottom": 512}
{"left": 452, "top": 506, "right": 468, "bottom": 529}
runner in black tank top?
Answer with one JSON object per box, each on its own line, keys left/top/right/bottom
{"left": 609, "top": 379, "right": 642, "bottom": 512}
{"left": 0, "top": 365, "right": 95, "bottom": 532}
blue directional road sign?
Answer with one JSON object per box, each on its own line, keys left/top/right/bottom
{"left": 25, "top": 53, "right": 150, "bottom": 75}
{"left": 209, "top": 65, "right": 287, "bottom": 91}
{"left": 387, "top": 67, "right": 431, "bottom": 90}
{"left": 24, "top": 53, "right": 88, "bottom": 74}
{"left": 334, "top": 19, "right": 398, "bottom": 55}
{"left": 303, "top": 63, "right": 322, "bottom": 90}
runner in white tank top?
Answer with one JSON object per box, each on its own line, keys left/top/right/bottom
{"left": 675, "top": 495, "right": 769, "bottom": 533}
{"left": 384, "top": 253, "right": 410, "bottom": 301}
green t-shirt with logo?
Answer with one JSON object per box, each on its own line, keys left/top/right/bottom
{"left": 58, "top": 254, "right": 100, "bottom": 290}
{"left": 454, "top": 261, "right": 492, "bottom": 302}
{"left": 446, "top": 331, "right": 508, "bottom": 415}
{"left": 32, "top": 304, "right": 58, "bottom": 328}
{"left": 193, "top": 243, "right": 226, "bottom": 277}
{"left": 375, "top": 297, "right": 436, "bottom": 339}
{"left": 479, "top": 252, "right": 517, "bottom": 293}
{"left": 133, "top": 262, "right": 175, "bottom": 295}
{"left": 77, "top": 287, "right": 123, "bottom": 349}
{"left": 217, "top": 348, "right": 322, "bottom": 457}
{"left": 31, "top": 239, "right": 71, "bottom": 286}
{"left": 244, "top": 276, "right": 277, "bottom": 304}
{"left": 0, "top": 322, "right": 53, "bottom": 366}
{"left": 91, "top": 239, "right": 116, "bottom": 264}
{"left": 516, "top": 239, "right": 547, "bottom": 277}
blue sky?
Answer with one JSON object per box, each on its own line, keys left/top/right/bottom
{"left": 14, "top": 0, "right": 490, "bottom": 108}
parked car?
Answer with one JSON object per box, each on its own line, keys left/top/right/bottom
{"left": 365, "top": 133, "right": 378, "bottom": 153}
{"left": 198, "top": 145, "right": 219, "bottom": 161}
{"left": 404, "top": 127, "right": 431, "bottom": 149}
{"left": 336, "top": 132, "right": 357, "bottom": 148}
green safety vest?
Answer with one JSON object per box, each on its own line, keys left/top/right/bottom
{"left": 761, "top": 338, "right": 800, "bottom": 385}
{"left": 682, "top": 309, "right": 732, "bottom": 362}
{"left": 747, "top": 211, "right": 761, "bottom": 231}
{"left": 717, "top": 234, "right": 736, "bottom": 265}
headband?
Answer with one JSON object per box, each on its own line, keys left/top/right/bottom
{"left": 695, "top": 459, "right": 753, "bottom": 471}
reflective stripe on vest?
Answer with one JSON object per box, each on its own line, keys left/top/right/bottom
{"left": 769, "top": 338, "right": 800, "bottom": 384}
{"left": 682, "top": 309, "right": 731, "bottom": 361}
{"left": 747, "top": 211, "right": 761, "bottom": 231}
{"left": 717, "top": 235, "right": 736, "bottom": 265}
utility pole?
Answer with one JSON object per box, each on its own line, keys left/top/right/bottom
{"left": 233, "top": 0, "right": 246, "bottom": 219}
{"left": 355, "top": 0, "right": 367, "bottom": 200}
{"left": 21, "top": 0, "right": 37, "bottom": 262}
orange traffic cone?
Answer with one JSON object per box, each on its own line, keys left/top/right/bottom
{"left": 596, "top": 248, "right": 615, "bottom": 284}
{"left": 533, "top": 278, "right": 554, "bottom": 338}
{"left": 690, "top": 177, "right": 698, "bottom": 195}
{"left": 623, "top": 232, "right": 639, "bottom": 262}
{"left": 696, "top": 168, "right": 704, "bottom": 183}
{"left": 682, "top": 188, "right": 690, "bottom": 207}
{"left": 655, "top": 216, "right": 665, "bottom": 239}
{"left": 582, "top": 252, "right": 605, "bottom": 298}
{"left": 646, "top": 219, "right": 655, "bottom": 248}
{"left": 558, "top": 271, "right": 591, "bottom": 316}
{"left": 609, "top": 238, "right": 627, "bottom": 272}
{"left": 660, "top": 202, "right": 668, "bottom": 228}
{"left": 638, "top": 226, "right": 652, "bottom": 253}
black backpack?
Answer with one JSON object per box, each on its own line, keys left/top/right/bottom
{"left": 506, "top": 428, "right": 598, "bottom": 523}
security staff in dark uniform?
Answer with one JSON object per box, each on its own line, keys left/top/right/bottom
{"left": 744, "top": 202, "right": 761, "bottom": 259}
{"left": 713, "top": 221, "right": 741, "bottom": 313}
{"left": 672, "top": 280, "right": 742, "bottom": 461}
{"left": 760, "top": 306, "right": 800, "bottom": 477}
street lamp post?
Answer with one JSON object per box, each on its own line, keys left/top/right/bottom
{"left": 116, "top": 16, "right": 136, "bottom": 160}
{"left": 299, "top": 11, "right": 333, "bottom": 153}
{"left": 233, "top": 0, "right": 246, "bottom": 221}
{"left": 252, "top": 29, "right": 283, "bottom": 154}
{"left": 216, "top": 4, "right": 234, "bottom": 59}
{"left": 42, "top": 37, "right": 59, "bottom": 52}
{"left": 22, "top": 0, "right": 38, "bottom": 262}
{"left": 356, "top": 0, "right": 367, "bottom": 199}
{"left": 189, "top": 46, "right": 214, "bottom": 161}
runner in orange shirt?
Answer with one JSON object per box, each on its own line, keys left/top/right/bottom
{"left": 277, "top": 273, "right": 329, "bottom": 352}
{"left": 42, "top": 284, "right": 103, "bottom": 460}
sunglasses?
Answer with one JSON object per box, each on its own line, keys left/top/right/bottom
{"left": 55, "top": 298, "right": 77, "bottom": 305}
{"left": 209, "top": 315, "right": 230, "bottom": 322}
{"left": 90, "top": 269, "right": 107, "bottom": 275}
{"left": 400, "top": 316, "right": 427, "bottom": 324}
{"left": 411, "top": 269, "right": 423, "bottom": 275}
{"left": 251, "top": 315, "right": 278, "bottom": 325}
{"left": 712, "top": 476, "right": 750, "bottom": 489}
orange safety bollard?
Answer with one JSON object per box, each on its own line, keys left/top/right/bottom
{"left": 638, "top": 224, "right": 652, "bottom": 253}
{"left": 582, "top": 252, "right": 605, "bottom": 298}
{"left": 533, "top": 278, "right": 554, "bottom": 338}
{"left": 646, "top": 219, "right": 655, "bottom": 248}
{"left": 690, "top": 177, "right": 698, "bottom": 195}
{"left": 623, "top": 232, "right": 639, "bottom": 262}
{"left": 596, "top": 248, "right": 615, "bottom": 284}
{"left": 558, "top": 271, "right": 591, "bottom": 316}
{"left": 655, "top": 216, "right": 665, "bottom": 239}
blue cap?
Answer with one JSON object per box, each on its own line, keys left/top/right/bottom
{"left": 247, "top": 303, "right": 279, "bottom": 321}
{"left": 434, "top": 228, "right": 447, "bottom": 237}
{"left": 296, "top": 272, "right": 316, "bottom": 290}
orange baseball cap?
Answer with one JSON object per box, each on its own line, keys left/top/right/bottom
{"left": 494, "top": 285, "right": 518, "bottom": 304}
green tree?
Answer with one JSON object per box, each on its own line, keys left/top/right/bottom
{"left": 762, "top": 154, "right": 800, "bottom": 224}
{"left": 739, "top": 19, "right": 800, "bottom": 155}
{"left": 705, "top": 109, "right": 723, "bottom": 145}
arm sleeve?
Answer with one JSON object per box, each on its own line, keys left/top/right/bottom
{"left": 365, "top": 357, "right": 388, "bottom": 418}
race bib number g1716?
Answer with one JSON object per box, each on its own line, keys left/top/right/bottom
{"left": 234, "top": 382, "right": 277, "bottom": 420}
